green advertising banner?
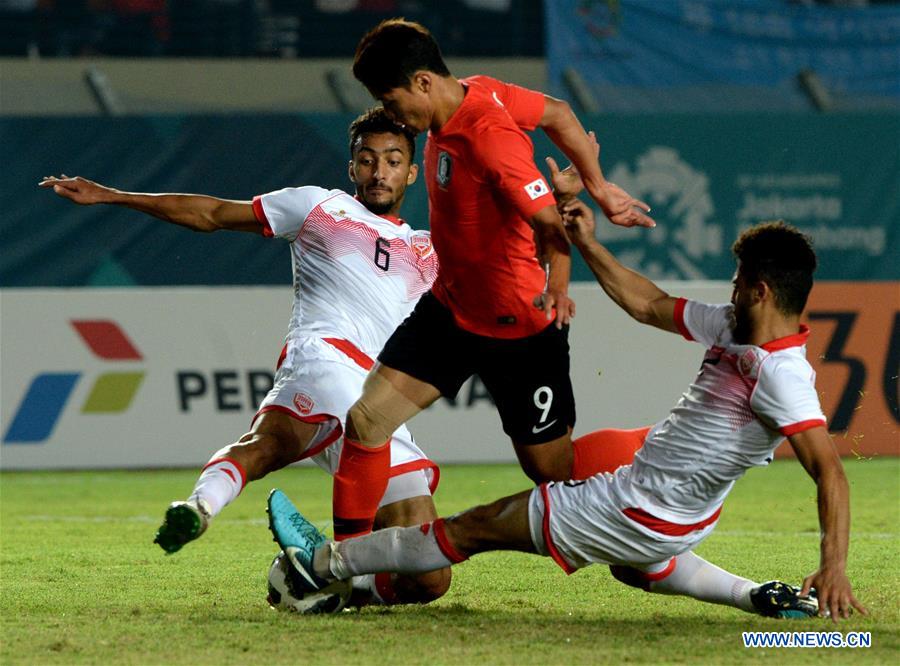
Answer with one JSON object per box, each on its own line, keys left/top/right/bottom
{"left": 532, "top": 113, "right": 899, "bottom": 282}
{"left": 2, "top": 113, "right": 897, "bottom": 286}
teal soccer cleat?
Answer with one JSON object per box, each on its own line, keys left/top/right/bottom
{"left": 750, "top": 581, "right": 820, "bottom": 619}
{"left": 266, "top": 488, "right": 330, "bottom": 593}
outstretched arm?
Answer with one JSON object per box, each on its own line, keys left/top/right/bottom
{"left": 539, "top": 97, "right": 654, "bottom": 229}
{"left": 39, "top": 175, "right": 262, "bottom": 234}
{"left": 789, "top": 426, "right": 867, "bottom": 622}
{"left": 561, "top": 198, "right": 677, "bottom": 333}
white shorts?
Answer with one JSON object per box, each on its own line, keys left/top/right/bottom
{"left": 528, "top": 466, "right": 719, "bottom": 576}
{"left": 253, "top": 336, "right": 439, "bottom": 507}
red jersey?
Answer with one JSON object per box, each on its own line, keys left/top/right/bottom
{"left": 424, "top": 75, "right": 558, "bottom": 339}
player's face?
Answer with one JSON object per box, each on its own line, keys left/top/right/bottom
{"left": 730, "top": 270, "right": 753, "bottom": 344}
{"left": 378, "top": 83, "right": 432, "bottom": 134}
{"left": 349, "top": 132, "right": 418, "bottom": 217}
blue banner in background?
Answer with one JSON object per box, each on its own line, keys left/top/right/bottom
{"left": 546, "top": 0, "right": 900, "bottom": 111}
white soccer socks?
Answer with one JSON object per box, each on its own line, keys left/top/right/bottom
{"left": 188, "top": 457, "right": 246, "bottom": 518}
{"left": 647, "top": 551, "right": 756, "bottom": 613}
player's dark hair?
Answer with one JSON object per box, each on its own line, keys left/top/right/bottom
{"left": 349, "top": 107, "right": 417, "bottom": 160}
{"left": 732, "top": 220, "right": 817, "bottom": 315}
{"left": 353, "top": 19, "right": 451, "bottom": 96}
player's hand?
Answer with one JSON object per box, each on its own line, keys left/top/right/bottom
{"left": 545, "top": 131, "right": 600, "bottom": 202}
{"left": 38, "top": 175, "right": 111, "bottom": 205}
{"left": 533, "top": 289, "right": 575, "bottom": 329}
{"left": 558, "top": 198, "right": 596, "bottom": 248}
{"left": 588, "top": 181, "right": 655, "bottom": 229}
{"left": 801, "top": 567, "right": 868, "bottom": 622}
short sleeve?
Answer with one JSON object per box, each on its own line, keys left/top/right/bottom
{"left": 476, "top": 124, "right": 556, "bottom": 219}
{"left": 468, "top": 75, "right": 545, "bottom": 131}
{"left": 252, "top": 186, "right": 330, "bottom": 240}
{"left": 751, "top": 357, "right": 827, "bottom": 435}
{"left": 678, "top": 300, "right": 733, "bottom": 348}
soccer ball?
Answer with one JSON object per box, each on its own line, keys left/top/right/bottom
{"left": 266, "top": 550, "right": 353, "bottom": 614}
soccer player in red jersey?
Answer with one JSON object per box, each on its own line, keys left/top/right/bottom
{"left": 312, "top": 19, "right": 657, "bottom": 544}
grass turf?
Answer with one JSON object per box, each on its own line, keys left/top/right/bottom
{"left": 1, "top": 458, "right": 897, "bottom": 665}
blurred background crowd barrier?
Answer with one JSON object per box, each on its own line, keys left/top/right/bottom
{"left": 0, "top": 0, "right": 544, "bottom": 58}
{"left": 1, "top": 0, "right": 897, "bottom": 465}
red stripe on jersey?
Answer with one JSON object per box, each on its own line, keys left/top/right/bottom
{"left": 779, "top": 418, "right": 827, "bottom": 436}
{"left": 432, "top": 518, "right": 468, "bottom": 564}
{"left": 202, "top": 457, "right": 247, "bottom": 491}
{"left": 673, "top": 298, "right": 693, "bottom": 341}
{"left": 539, "top": 483, "right": 576, "bottom": 575}
{"left": 276, "top": 344, "right": 287, "bottom": 370}
{"left": 761, "top": 325, "right": 810, "bottom": 351}
{"left": 323, "top": 337, "right": 374, "bottom": 371}
{"left": 641, "top": 557, "right": 677, "bottom": 582}
{"left": 622, "top": 505, "right": 722, "bottom": 536}
{"left": 252, "top": 196, "right": 274, "bottom": 237}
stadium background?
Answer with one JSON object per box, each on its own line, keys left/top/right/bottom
{"left": 1, "top": 0, "right": 898, "bottom": 469}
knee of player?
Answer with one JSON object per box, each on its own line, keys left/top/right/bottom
{"left": 412, "top": 567, "right": 452, "bottom": 602}
{"left": 345, "top": 401, "right": 390, "bottom": 446}
{"left": 521, "top": 457, "right": 570, "bottom": 484}
{"left": 609, "top": 565, "right": 651, "bottom": 592}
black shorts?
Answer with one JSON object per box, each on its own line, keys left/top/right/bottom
{"left": 378, "top": 291, "right": 576, "bottom": 444}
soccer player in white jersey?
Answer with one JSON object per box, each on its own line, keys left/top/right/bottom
{"left": 38, "top": 108, "right": 449, "bottom": 606}
{"left": 268, "top": 208, "right": 867, "bottom": 622}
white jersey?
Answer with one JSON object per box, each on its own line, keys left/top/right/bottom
{"left": 252, "top": 187, "right": 438, "bottom": 357}
{"left": 619, "top": 298, "right": 826, "bottom": 524}
{"left": 529, "top": 298, "right": 828, "bottom": 574}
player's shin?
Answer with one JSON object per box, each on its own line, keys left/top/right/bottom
{"left": 643, "top": 551, "right": 756, "bottom": 612}
{"left": 326, "top": 519, "right": 467, "bottom": 580}
{"left": 332, "top": 437, "right": 391, "bottom": 540}
{"left": 188, "top": 457, "right": 246, "bottom": 517}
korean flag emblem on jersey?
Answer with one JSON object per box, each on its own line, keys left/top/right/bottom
{"left": 437, "top": 151, "right": 452, "bottom": 188}
{"left": 524, "top": 178, "right": 549, "bottom": 201}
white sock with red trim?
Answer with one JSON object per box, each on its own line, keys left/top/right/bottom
{"left": 646, "top": 551, "right": 756, "bottom": 612}
{"left": 187, "top": 458, "right": 246, "bottom": 518}
{"left": 323, "top": 520, "right": 466, "bottom": 580}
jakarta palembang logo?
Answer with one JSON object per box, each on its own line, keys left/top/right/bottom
{"left": 602, "top": 147, "right": 723, "bottom": 279}
{"left": 3, "top": 320, "right": 145, "bottom": 444}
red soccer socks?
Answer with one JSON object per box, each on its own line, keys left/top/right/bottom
{"left": 332, "top": 437, "right": 390, "bottom": 540}
{"left": 570, "top": 427, "right": 650, "bottom": 480}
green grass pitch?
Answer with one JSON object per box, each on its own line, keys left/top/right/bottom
{"left": 2, "top": 459, "right": 897, "bottom": 665}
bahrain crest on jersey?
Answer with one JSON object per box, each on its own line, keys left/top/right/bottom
{"left": 293, "top": 392, "right": 315, "bottom": 415}
{"left": 409, "top": 230, "right": 434, "bottom": 259}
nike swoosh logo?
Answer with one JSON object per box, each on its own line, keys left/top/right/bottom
{"left": 532, "top": 419, "right": 558, "bottom": 434}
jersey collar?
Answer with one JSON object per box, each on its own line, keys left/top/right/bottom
{"left": 353, "top": 195, "right": 405, "bottom": 226}
{"left": 760, "top": 324, "right": 810, "bottom": 352}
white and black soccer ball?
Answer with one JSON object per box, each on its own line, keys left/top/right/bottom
{"left": 266, "top": 550, "right": 352, "bottom": 614}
